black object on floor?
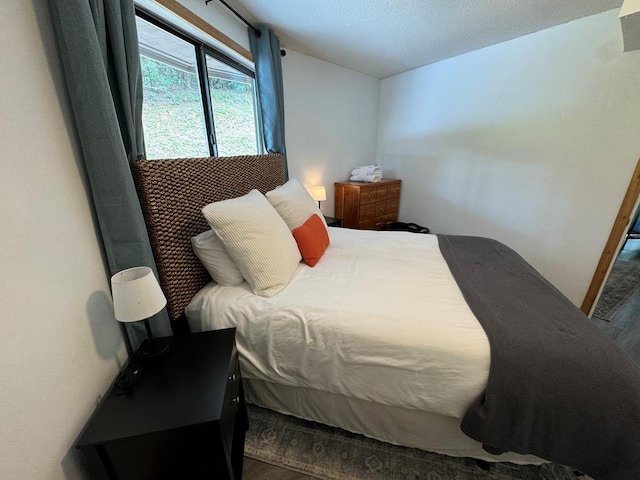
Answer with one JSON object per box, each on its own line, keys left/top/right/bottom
{"left": 382, "top": 222, "right": 430, "bottom": 233}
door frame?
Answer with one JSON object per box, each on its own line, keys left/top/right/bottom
{"left": 581, "top": 156, "right": 640, "bottom": 315}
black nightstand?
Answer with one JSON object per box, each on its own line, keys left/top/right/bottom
{"left": 324, "top": 216, "right": 342, "bottom": 227}
{"left": 76, "top": 329, "right": 247, "bottom": 480}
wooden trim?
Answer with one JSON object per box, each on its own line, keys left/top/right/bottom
{"left": 581, "top": 156, "right": 640, "bottom": 314}
{"left": 155, "top": 0, "right": 252, "bottom": 62}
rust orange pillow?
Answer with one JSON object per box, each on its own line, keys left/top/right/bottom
{"left": 292, "top": 214, "right": 330, "bottom": 267}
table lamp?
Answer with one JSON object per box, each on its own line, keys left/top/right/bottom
{"left": 310, "top": 186, "right": 326, "bottom": 209}
{"left": 111, "top": 266, "right": 170, "bottom": 359}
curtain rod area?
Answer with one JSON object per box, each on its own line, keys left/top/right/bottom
{"left": 205, "top": 0, "right": 261, "bottom": 36}
{"left": 204, "top": 0, "right": 286, "bottom": 56}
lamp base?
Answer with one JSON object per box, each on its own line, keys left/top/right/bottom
{"left": 136, "top": 337, "right": 171, "bottom": 360}
{"left": 114, "top": 357, "right": 145, "bottom": 395}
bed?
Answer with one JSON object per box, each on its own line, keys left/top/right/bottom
{"left": 132, "top": 154, "right": 640, "bottom": 480}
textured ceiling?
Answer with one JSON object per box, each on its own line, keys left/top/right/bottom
{"left": 219, "top": 0, "right": 623, "bottom": 79}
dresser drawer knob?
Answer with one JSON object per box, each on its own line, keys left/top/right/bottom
{"left": 229, "top": 373, "right": 236, "bottom": 382}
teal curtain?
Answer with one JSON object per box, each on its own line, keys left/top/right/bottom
{"left": 249, "top": 25, "right": 288, "bottom": 178}
{"left": 48, "top": 0, "right": 171, "bottom": 350}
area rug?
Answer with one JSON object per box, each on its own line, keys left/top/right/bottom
{"left": 592, "top": 259, "right": 640, "bottom": 321}
{"left": 244, "top": 404, "right": 589, "bottom": 480}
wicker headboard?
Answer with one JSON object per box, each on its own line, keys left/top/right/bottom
{"left": 132, "top": 154, "right": 286, "bottom": 321}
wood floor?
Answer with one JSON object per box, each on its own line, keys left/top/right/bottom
{"left": 592, "top": 238, "right": 640, "bottom": 365}
{"left": 243, "top": 458, "right": 316, "bottom": 480}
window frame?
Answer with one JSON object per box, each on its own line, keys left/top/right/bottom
{"left": 135, "top": 7, "right": 263, "bottom": 158}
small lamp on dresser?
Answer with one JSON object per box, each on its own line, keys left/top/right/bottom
{"left": 310, "top": 185, "right": 327, "bottom": 209}
{"left": 111, "top": 266, "right": 170, "bottom": 359}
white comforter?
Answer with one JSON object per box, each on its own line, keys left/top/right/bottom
{"left": 186, "top": 228, "right": 490, "bottom": 419}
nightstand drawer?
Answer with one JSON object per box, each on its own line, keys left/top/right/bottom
{"left": 223, "top": 349, "right": 240, "bottom": 412}
{"left": 221, "top": 352, "right": 241, "bottom": 452}
{"left": 324, "top": 216, "right": 342, "bottom": 227}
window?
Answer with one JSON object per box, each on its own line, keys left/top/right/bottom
{"left": 205, "top": 54, "right": 259, "bottom": 157}
{"left": 135, "top": 12, "right": 261, "bottom": 159}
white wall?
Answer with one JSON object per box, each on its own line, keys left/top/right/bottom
{"left": 282, "top": 50, "right": 381, "bottom": 216}
{"left": 378, "top": 10, "right": 640, "bottom": 306}
{"left": 0, "top": 2, "right": 127, "bottom": 479}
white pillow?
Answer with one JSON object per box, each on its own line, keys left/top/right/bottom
{"left": 265, "top": 178, "right": 328, "bottom": 230}
{"left": 191, "top": 230, "right": 244, "bottom": 285}
{"left": 201, "top": 190, "right": 301, "bottom": 297}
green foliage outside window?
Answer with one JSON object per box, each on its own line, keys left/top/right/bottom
{"left": 140, "top": 56, "right": 258, "bottom": 159}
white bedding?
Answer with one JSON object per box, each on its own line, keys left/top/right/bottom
{"left": 186, "top": 228, "right": 491, "bottom": 420}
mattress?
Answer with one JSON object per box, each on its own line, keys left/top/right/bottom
{"left": 186, "top": 228, "right": 491, "bottom": 420}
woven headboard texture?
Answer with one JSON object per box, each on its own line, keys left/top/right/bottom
{"left": 132, "top": 154, "right": 286, "bottom": 320}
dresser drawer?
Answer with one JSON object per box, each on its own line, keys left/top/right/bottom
{"left": 375, "top": 202, "right": 386, "bottom": 217}
{"left": 381, "top": 213, "right": 397, "bottom": 224}
{"left": 385, "top": 198, "right": 399, "bottom": 215}
{"left": 376, "top": 186, "right": 388, "bottom": 201}
{"left": 359, "top": 187, "right": 377, "bottom": 204}
{"left": 359, "top": 218, "right": 378, "bottom": 230}
{"left": 388, "top": 183, "right": 401, "bottom": 198}
{"left": 359, "top": 202, "right": 376, "bottom": 220}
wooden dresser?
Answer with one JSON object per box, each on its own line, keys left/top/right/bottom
{"left": 334, "top": 179, "right": 401, "bottom": 230}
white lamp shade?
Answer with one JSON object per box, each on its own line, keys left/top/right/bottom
{"left": 310, "top": 186, "right": 327, "bottom": 202}
{"left": 111, "top": 266, "right": 167, "bottom": 323}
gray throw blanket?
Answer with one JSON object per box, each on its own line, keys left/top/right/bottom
{"left": 437, "top": 234, "right": 640, "bottom": 480}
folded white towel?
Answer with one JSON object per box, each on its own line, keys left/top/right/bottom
{"left": 350, "top": 172, "right": 382, "bottom": 183}
{"left": 351, "top": 164, "right": 382, "bottom": 177}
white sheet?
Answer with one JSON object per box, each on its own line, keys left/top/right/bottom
{"left": 186, "top": 228, "right": 490, "bottom": 419}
